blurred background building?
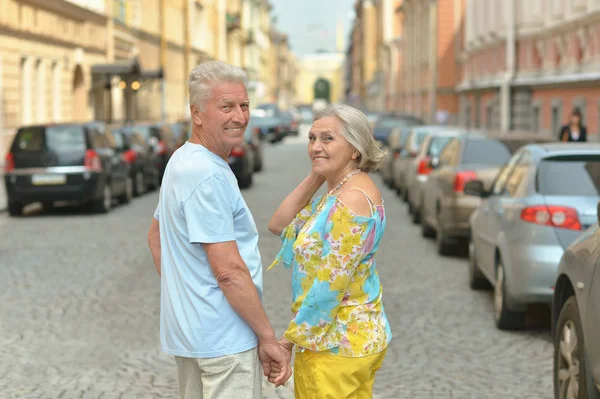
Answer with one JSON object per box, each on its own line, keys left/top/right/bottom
{"left": 0, "top": 0, "right": 297, "bottom": 156}
{"left": 346, "top": 0, "right": 600, "bottom": 140}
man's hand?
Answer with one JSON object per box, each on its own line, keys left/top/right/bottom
{"left": 258, "top": 340, "right": 292, "bottom": 387}
{"left": 268, "top": 337, "right": 293, "bottom": 386}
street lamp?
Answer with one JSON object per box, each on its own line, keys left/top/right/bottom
{"left": 131, "top": 81, "right": 140, "bottom": 91}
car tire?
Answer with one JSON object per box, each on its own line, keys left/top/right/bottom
{"left": 254, "top": 158, "right": 263, "bottom": 172}
{"left": 468, "top": 236, "right": 491, "bottom": 290}
{"left": 133, "top": 171, "right": 145, "bottom": 197}
{"left": 238, "top": 172, "right": 253, "bottom": 189}
{"left": 420, "top": 207, "right": 435, "bottom": 238}
{"left": 494, "top": 259, "right": 525, "bottom": 330}
{"left": 411, "top": 206, "right": 421, "bottom": 224}
{"left": 8, "top": 202, "right": 23, "bottom": 217}
{"left": 147, "top": 171, "right": 160, "bottom": 191}
{"left": 436, "top": 224, "right": 454, "bottom": 256}
{"left": 119, "top": 176, "right": 134, "bottom": 204}
{"left": 554, "top": 296, "right": 600, "bottom": 399}
{"left": 91, "top": 184, "right": 112, "bottom": 214}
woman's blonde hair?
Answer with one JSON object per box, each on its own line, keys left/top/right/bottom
{"left": 313, "top": 104, "right": 387, "bottom": 172}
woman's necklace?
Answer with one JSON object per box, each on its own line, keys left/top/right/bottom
{"left": 328, "top": 169, "right": 361, "bottom": 195}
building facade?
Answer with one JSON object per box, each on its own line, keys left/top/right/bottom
{"left": 459, "top": 0, "right": 600, "bottom": 139}
{"left": 0, "top": 0, "right": 293, "bottom": 158}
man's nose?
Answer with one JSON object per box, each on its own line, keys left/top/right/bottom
{"left": 231, "top": 106, "right": 246, "bottom": 124}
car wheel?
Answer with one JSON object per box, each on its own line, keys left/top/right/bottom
{"left": 554, "top": 296, "right": 600, "bottom": 399}
{"left": 254, "top": 157, "right": 263, "bottom": 172}
{"left": 402, "top": 187, "right": 409, "bottom": 203}
{"left": 420, "top": 205, "right": 435, "bottom": 238}
{"left": 436, "top": 224, "right": 454, "bottom": 256}
{"left": 133, "top": 171, "right": 145, "bottom": 197}
{"left": 468, "top": 236, "right": 491, "bottom": 290}
{"left": 119, "top": 176, "right": 133, "bottom": 204}
{"left": 238, "top": 172, "right": 253, "bottom": 189}
{"left": 8, "top": 202, "right": 23, "bottom": 217}
{"left": 148, "top": 171, "right": 160, "bottom": 191}
{"left": 92, "top": 184, "right": 112, "bottom": 214}
{"left": 494, "top": 259, "right": 525, "bottom": 330}
{"left": 411, "top": 205, "right": 421, "bottom": 224}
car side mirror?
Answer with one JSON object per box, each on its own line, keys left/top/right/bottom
{"left": 464, "top": 180, "right": 487, "bottom": 197}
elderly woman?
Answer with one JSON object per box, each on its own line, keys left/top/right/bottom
{"left": 267, "top": 104, "right": 392, "bottom": 398}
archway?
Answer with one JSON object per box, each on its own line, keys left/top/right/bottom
{"left": 313, "top": 77, "right": 331, "bottom": 103}
{"left": 72, "top": 65, "right": 86, "bottom": 122}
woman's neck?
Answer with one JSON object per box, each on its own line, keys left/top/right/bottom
{"left": 326, "top": 164, "right": 360, "bottom": 193}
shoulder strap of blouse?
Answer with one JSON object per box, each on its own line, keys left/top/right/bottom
{"left": 337, "top": 188, "right": 375, "bottom": 217}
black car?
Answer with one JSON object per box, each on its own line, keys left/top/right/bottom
{"left": 4, "top": 122, "right": 132, "bottom": 216}
{"left": 112, "top": 127, "right": 161, "bottom": 196}
{"left": 228, "top": 133, "right": 255, "bottom": 190}
{"left": 128, "top": 123, "right": 177, "bottom": 180}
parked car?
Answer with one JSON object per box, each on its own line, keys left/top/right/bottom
{"left": 129, "top": 123, "right": 177, "bottom": 179}
{"left": 112, "top": 127, "right": 161, "bottom": 196}
{"left": 552, "top": 219, "right": 600, "bottom": 399}
{"left": 373, "top": 114, "right": 424, "bottom": 146}
{"left": 245, "top": 118, "right": 264, "bottom": 172}
{"left": 228, "top": 134, "right": 255, "bottom": 189}
{"left": 405, "top": 129, "right": 465, "bottom": 223}
{"left": 4, "top": 122, "right": 132, "bottom": 215}
{"left": 420, "top": 134, "right": 536, "bottom": 255}
{"left": 465, "top": 143, "right": 600, "bottom": 330}
{"left": 251, "top": 109, "right": 287, "bottom": 143}
{"left": 280, "top": 109, "right": 300, "bottom": 136}
{"left": 392, "top": 125, "right": 449, "bottom": 199}
{"left": 380, "top": 127, "right": 412, "bottom": 188}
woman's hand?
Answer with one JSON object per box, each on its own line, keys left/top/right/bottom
{"left": 268, "top": 337, "right": 294, "bottom": 386}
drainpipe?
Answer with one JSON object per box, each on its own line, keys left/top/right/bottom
{"left": 500, "top": 0, "right": 515, "bottom": 131}
{"left": 429, "top": 0, "right": 438, "bottom": 124}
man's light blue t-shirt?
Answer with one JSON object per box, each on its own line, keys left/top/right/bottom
{"left": 154, "top": 141, "right": 263, "bottom": 358}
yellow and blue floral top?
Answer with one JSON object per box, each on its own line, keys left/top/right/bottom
{"left": 269, "top": 193, "right": 392, "bottom": 357}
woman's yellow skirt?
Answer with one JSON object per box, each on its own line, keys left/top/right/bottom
{"left": 293, "top": 348, "right": 387, "bottom": 399}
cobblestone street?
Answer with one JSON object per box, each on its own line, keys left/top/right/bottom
{"left": 0, "top": 137, "right": 554, "bottom": 399}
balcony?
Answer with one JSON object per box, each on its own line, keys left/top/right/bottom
{"left": 226, "top": 12, "right": 241, "bottom": 32}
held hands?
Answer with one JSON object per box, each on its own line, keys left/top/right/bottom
{"left": 258, "top": 338, "right": 293, "bottom": 387}
{"left": 267, "top": 337, "right": 294, "bottom": 387}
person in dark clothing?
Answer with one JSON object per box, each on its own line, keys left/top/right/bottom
{"left": 559, "top": 108, "right": 587, "bottom": 142}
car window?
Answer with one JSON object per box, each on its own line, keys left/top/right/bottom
{"left": 112, "top": 131, "right": 125, "bottom": 149}
{"left": 427, "top": 136, "right": 453, "bottom": 157}
{"left": 462, "top": 140, "right": 512, "bottom": 165}
{"left": 504, "top": 153, "right": 533, "bottom": 197}
{"left": 13, "top": 127, "right": 45, "bottom": 152}
{"left": 537, "top": 155, "right": 600, "bottom": 196}
{"left": 46, "top": 126, "right": 86, "bottom": 153}
{"left": 491, "top": 152, "right": 523, "bottom": 195}
{"left": 439, "top": 139, "right": 460, "bottom": 166}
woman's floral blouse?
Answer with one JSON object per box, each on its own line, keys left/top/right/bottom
{"left": 269, "top": 193, "right": 392, "bottom": 357}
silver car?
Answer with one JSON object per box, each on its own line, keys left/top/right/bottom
{"left": 552, "top": 220, "right": 600, "bottom": 398}
{"left": 465, "top": 143, "right": 600, "bottom": 331}
{"left": 405, "top": 129, "right": 464, "bottom": 224}
{"left": 392, "top": 125, "right": 446, "bottom": 200}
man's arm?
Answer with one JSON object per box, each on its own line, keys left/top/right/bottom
{"left": 148, "top": 218, "right": 161, "bottom": 276}
{"left": 203, "top": 240, "right": 291, "bottom": 385}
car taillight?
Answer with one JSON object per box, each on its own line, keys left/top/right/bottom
{"left": 122, "top": 149, "right": 137, "bottom": 164}
{"left": 4, "top": 152, "right": 14, "bottom": 173}
{"left": 521, "top": 205, "right": 582, "bottom": 230}
{"left": 453, "top": 171, "right": 477, "bottom": 192}
{"left": 417, "top": 156, "right": 432, "bottom": 175}
{"left": 156, "top": 140, "right": 166, "bottom": 155}
{"left": 253, "top": 127, "right": 261, "bottom": 134}
{"left": 230, "top": 146, "right": 245, "bottom": 157}
{"left": 84, "top": 149, "right": 103, "bottom": 171}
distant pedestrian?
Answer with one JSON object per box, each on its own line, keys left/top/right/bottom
{"left": 267, "top": 103, "right": 392, "bottom": 398}
{"left": 147, "top": 61, "right": 291, "bottom": 399}
{"left": 558, "top": 108, "right": 587, "bottom": 142}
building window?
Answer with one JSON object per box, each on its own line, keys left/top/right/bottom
{"left": 551, "top": 104, "right": 561, "bottom": 137}
{"left": 532, "top": 105, "right": 540, "bottom": 132}
{"left": 486, "top": 104, "right": 493, "bottom": 129}
{"left": 114, "top": 0, "right": 126, "bottom": 23}
{"left": 20, "top": 56, "right": 32, "bottom": 125}
{"left": 52, "top": 62, "right": 61, "bottom": 122}
{"left": 36, "top": 59, "right": 45, "bottom": 123}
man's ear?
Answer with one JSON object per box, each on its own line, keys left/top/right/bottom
{"left": 190, "top": 104, "right": 203, "bottom": 126}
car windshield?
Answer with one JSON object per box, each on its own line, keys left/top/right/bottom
{"left": 537, "top": 155, "right": 600, "bottom": 196}
{"left": 427, "top": 136, "right": 453, "bottom": 156}
{"left": 463, "top": 140, "right": 513, "bottom": 165}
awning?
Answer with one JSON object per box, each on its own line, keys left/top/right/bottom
{"left": 91, "top": 57, "right": 163, "bottom": 80}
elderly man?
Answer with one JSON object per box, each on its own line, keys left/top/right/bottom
{"left": 147, "top": 61, "right": 291, "bottom": 399}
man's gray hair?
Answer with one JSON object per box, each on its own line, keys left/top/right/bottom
{"left": 188, "top": 61, "right": 248, "bottom": 111}
{"left": 313, "top": 104, "right": 387, "bottom": 172}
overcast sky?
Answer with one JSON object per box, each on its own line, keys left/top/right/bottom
{"left": 270, "top": 0, "right": 356, "bottom": 56}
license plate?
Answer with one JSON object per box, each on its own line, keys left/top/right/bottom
{"left": 32, "top": 174, "right": 67, "bottom": 185}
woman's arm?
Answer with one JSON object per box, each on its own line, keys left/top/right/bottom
{"left": 268, "top": 172, "right": 326, "bottom": 235}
